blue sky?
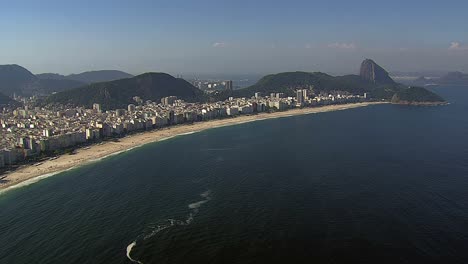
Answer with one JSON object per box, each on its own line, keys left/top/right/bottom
{"left": 1, "top": 0, "right": 468, "bottom": 75}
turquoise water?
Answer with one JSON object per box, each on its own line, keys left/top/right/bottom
{"left": 1, "top": 86, "right": 468, "bottom": 263}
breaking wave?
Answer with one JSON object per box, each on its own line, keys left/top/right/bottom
{"left": 126, "top": 242, "right": 143, "bottom": 264}
{"left": 126, "top": 190, "right": 212, "bottom": 263}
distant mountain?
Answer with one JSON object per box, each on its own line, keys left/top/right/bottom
{"left": 411, "top": 76, "right": 430, "bottom": 86}
{"left": 0, "top": 65, "right": 132, "bottom": 96}
{"left": 405, "top": 71, "right": 468, "bottom": 87}
{"left": 390, "top": 71, "right": 447, "bottom": 78}
{"left": 45, "top": 73, "right": 205, "bottom": 109}
{"left": 36, "top": 73, "right": 68, "bottom": 80}
{"left": 0, "top": 65, "right": 87, "bottom": 96}
{"left": 216, "top": 59, "right": 444, "bottom": 104}
{"left": 69, "top": 70, "right": 133, "bottom": 83}
{"left": 37, "top": 79, "right": 87, "bottom": 94}
{"left": 360, "top": 59, "right": 396, "bottom": 85}
{"left": 38, "top": 70, "right": 133, "bottom": 84}
{"left": 0, "top": 65, "right": 38, "bottom": 96}
{"left": 438, "top": 71, "right": 468, "bottom": 86}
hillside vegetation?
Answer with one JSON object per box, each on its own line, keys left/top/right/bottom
{"left": 46, "top": 73, "right": 205, "bottom": 109}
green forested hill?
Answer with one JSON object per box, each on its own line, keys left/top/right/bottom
{"left": 391, "top": 87, "right": 445, "bottom": 103}
{"left": 46, "top": 73, "right": 205, "bottom": 109}
{"left": 213, "top": 60, "right": 444, "bottom": 104}
{"left": 0, "top": 92, "right": 17, "bottom": 106}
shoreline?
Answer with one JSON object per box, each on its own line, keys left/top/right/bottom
{"left": 391, "top": 101, "right": 449, "bottom": 106}
{"left": 0, "top": 102, "right": 386, "bottom": 194}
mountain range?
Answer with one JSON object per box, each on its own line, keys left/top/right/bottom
{"left": 0, "top": 65, "right": 133, "bottom": 97}
{"left": 213, "top": 59, "right": 443, "bottom": 104}
{"left": 0, "top": 60, "right": 445, "bottom": 109}
{"left": 404, "top": 71, "right": 468, "bottom": 87}
{"left": 44, "top": 59, "right": 444, "bottom": 109}
{"left": 36, "top": 70, "right": 133, "bottom": 84}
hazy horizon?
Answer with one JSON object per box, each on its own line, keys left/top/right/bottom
{"left": 2, "top": 0, "right": 468, "bottom": 75}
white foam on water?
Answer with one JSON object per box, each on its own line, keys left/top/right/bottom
{"left": 1, "top": 130, "right": 207, "bottom": 195}
{"left": 0, "top": 144, "right": 147, "bottom": 196}
{"left": 178, "top": 131, "right": 199, "bottom": 136}
{"left": 143, "top": 221, "right": 175, "bottom": 240}
{"left": 200, "top": 190, "right": 211, "bottom": 198}
{"left": 126, "top": 241, "right": 144, "bottom": 264}
{"left": 0, "top": 166, "right": 77, "bottom": 195}
{"left": 157, "top": 136, "right": 176, "bottom": 142}
{"left": 125, "top": 190, "right": 212, "bottom": 262}
{"left": 188, "top": 200, "right": 208, "bottom": 209}
{"left": 189, "top": 190, "right": 212, "bottom": 209}
{"left": 185, "top": 213, "right": 194, "bottom": 225}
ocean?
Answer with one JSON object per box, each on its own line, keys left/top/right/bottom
{"left": 1, "top": 86, "right": 468, "bottom": 264}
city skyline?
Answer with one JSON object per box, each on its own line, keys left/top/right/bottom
{"left": 2, "top": 0, "right": 468, "bottom": 75}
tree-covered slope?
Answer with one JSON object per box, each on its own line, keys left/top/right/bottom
{"left": 226, "top": 71, "right": 376, "bottom": 98}
{"left": 0, "top": 92, "right": 17, "bottom": 106}
{"left": 391, "top": 87, "right": 445, "bottom": 104}
{"left": 38, "top": 79, "right": 87, "bottom": 94}
{"left": 214, "top": 60, "right": 445, "bottom": 104}
{"left": 0, "top": 64, "right": 38, "bottom": 96}
{"left": 46, "top": 73, "right": 205, "bottom": 109}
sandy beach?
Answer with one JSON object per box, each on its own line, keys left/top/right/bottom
{"left": 0, "top": 102, "right": 385, "bottom": 193}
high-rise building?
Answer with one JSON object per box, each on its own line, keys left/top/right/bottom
{"left": 128, "top": 104, "right": 136, "bottom": 112}
{"left": 133, "top": 96, "right": 143, "bottom": 104}
{"left": 167, "top": 110, "right": 175, "bottom": 125}
{"left": 43, "top": 129, "right": 52, "bottom": 137}
{"left": 302, "top": 89, "right": 308, "bottom": 100}
{"left": 92, "top": 103, "right": 101, "bottom": 112}
{"left": 116, "top": 109, "right": 126, "bottom": 117}
{"left": 0, "top": 153, "right": 4, "bottom": 168}
{"left": 225, "top": 80, "right": 233, "bottom": 90}
{"left": 255, "top": 92, "right": 261, "bottom": 98}
{"left": 161, "top": 96, "right": 177, "bottom": 106}
{"left": 276, "top": 93, "right": 285, "bottom": 99}
{"left": 296, "top": 90, "right": 304, "bottom": 104}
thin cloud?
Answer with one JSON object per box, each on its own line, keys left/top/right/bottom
{"left": 212, "top": 42, "right": 228, "bottom": 48}
{"left": 305, "top": 44, "right": 313, "bottom": 49}
{"left": 449, "top": 42, "right": 468, "bottom": 51}
{"left": 327, "top": 42, "right": 356, "bottom": 50}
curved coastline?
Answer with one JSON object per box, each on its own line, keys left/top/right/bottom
{"left": 391, "top": 101, "right": 449, "bottom": 106}
{"left": 0, "top": 102, "right": 386, "bottom": 194}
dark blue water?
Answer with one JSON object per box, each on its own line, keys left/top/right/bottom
{"left": 1, "top": 86, "right": 468, "bottom": 264}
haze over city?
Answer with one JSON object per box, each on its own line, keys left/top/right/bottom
{"left": 2, "top": 0, "right": 468, "bottom": 75}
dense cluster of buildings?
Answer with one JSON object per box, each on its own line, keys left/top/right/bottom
{"left": 0, "top": 90, "right": 368, "bottom": 168}
{"left": 191, "top": 80, "right": 233, "bottom": 92}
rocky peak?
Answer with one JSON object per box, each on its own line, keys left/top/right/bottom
{"left": 359, "top": 59, "right": 395, "bottom": 84}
